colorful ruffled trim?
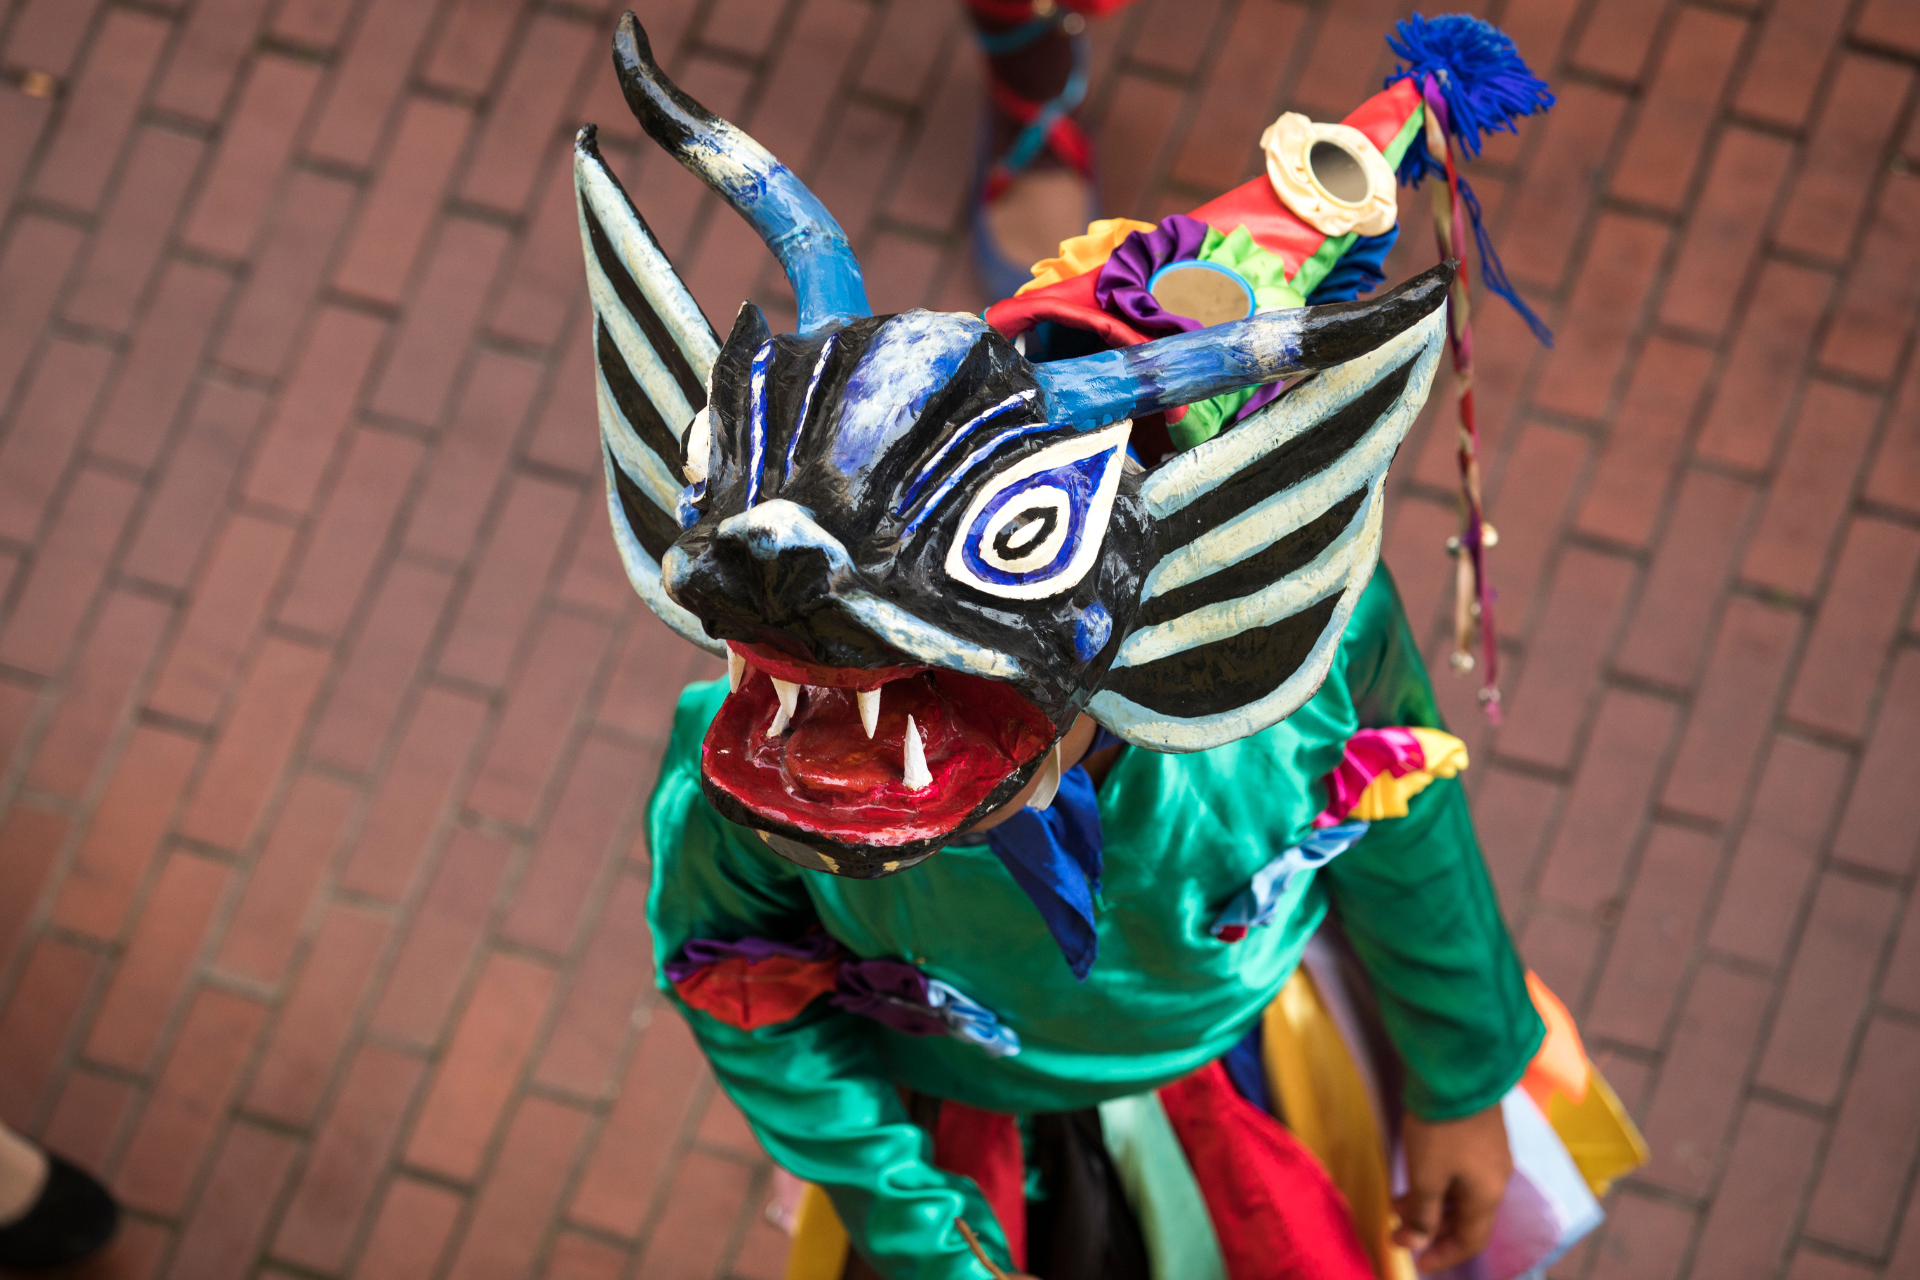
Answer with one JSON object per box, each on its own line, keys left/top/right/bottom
{"left": 666, "top": 934, "right": 1020, "bottom": 1057}
{"left": 1015, "top": 216, "right": 1156, "bottom": 296}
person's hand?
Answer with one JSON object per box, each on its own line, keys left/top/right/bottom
{"left": 1392, "top": 1102, "right": 1511, "bottom": 1271}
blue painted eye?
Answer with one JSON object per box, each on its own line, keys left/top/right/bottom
{"left": 944, "top": 422, "right": 1130, "bottom": 600}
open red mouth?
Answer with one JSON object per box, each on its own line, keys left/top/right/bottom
{"left": 702, "top": 641, "right": 1057, "bottom": 851}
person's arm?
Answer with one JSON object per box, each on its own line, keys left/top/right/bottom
{"left": 646, "top": 686, "right": 1005, "bottom": 1280}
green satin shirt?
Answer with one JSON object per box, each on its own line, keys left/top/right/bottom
{"left": 646, "top": 569, "right": 1543, "bottom": 1278}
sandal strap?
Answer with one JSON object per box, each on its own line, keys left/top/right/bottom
{"left": 984, "top": 30, "right": 1093, "bottom": 200}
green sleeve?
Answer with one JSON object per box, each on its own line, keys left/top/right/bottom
{"left": 646, "top": 683, "right": 1004, "bottom": 1280}
{"left": 1319, "top": 572, "right": 1546, "bottom": 1120}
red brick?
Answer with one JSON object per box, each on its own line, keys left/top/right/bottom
{"left": 1687, "top": 1100, "right": 1825, "bottom": 1280}
{"left": 0, "top": 939, "right": 103, "bottom": 1124}
{"left": 179, "top": 637, "right": 330, "bottom": 849}
{"left": 0, "top": 217, "right": 85, "bottom": 413}
{"left": 1289, "top": 0, "right": 1401, "bottom": 115}
{"left": 1785, "top": 1254, "right": 1877, "bottom": 1280}
{"left": 1803, "top": 1017, "right": 1920, "bottom": 1252}
{"left": 687, "top": 213, "right": 789, "bottom": 336}
{"left": 1569, "top": 0, "right": 1668, "bottom": 79}
{"left": 0, "top": 338, "right": 111, "bottom": 542}
{"left": 405, "top": 952, "right": 557, "bottom": 1180}
{"left": 271, "top": 0, "right": 357, "bottom": 49}
{"left": 367, "top": 827, "right": 512, "bottom": 1043}
{"left": 122, "top": 382, "right": 270, "bottom": 590}
{"left": 1695, "top": 263, "right": 1834, "bottom": 472}
{"left": 1475, "top": 424, "right": 1589, "bottom": 634}
{"left": 1499, "top": 85, "right": 1631, "bottom": 288}
{"left": 245, "top": 904, "right": 390, "bottom": 1124}
{"left": 151, "top": 0, "right": 275, "bottom": 122}
{"left": 503, "top": 735, "right": 648, "bottom": 954}
{"left": 443, "top": 1097, "right": 593, "bottom": 1280}
{"left": 39, "top": 1069, "right": 135, "bottom": 1172}
{"left": 1615, "top": 472, "right": 1756, "bottom": 688}
{"left": 730, "top": 1213, "right": 791, "bottom": 1280}
{"left": 90, "top": 262, "right": 233, "bottom": 470}
{"left": 1739, "top": 383, "right": 1879, "bottom": 596}
{"left": 148, "top": 515, "right": 297, "bottom": 724}
{"left": 854, "top": 0, "right": 951, "bottom": 104}
{"left": 216, "top": 774, "right": 357, "bottom": 983}
{"left": 73, "top": 1219, "right": 170, "bottom": 1280}
{"left": 243, "top": 307, "right": 386, "bottom": 513}
{"left": 181, "top": 56, "right": 323, "bottom": 258}
{"left": 0, "top": 469, "right": 140, "bottom": 676}
{"left": 421, "top": 0, "right": 525, "bottom": 95}
{"left": 1832, "top": 649, "right": 1920, "bottom": 874}
{"left": 1767, "top": 871, "right": 1903, "bottom": 1105}
{"left": 882, "top": 53, "right": 976, "bottom": 235}
{"left": 338, "top": 687, "right": 490, "bottom": 900}
{"left": 1575, "top": 339, "right": 1711, "bottom": 546}
{"left": 332, "top": 98, "right": 475, "bottom": 304}
{"left": 0, "top": 679, "right": 30, "bottom": 789}
{"left": 1777, "top": 57, "right": 1914, "bottom": 261}
{"left": 83, "top": 852, "right": 230, "bottom": 1071}
{"left": 51, "top": 727, "right": 198, "bottom": 939}
{"left": 460, "top": 14, "right": 592, "bottom": 214}
{"left": 558, "top": 491, "right": 634, "bottom": 616}
{"left": 1660, "top": 598, "right": 1800, "bottom": 822}
{"left": 570, "top": 1010, "right": 707, "bottom": 1235}
{"left": 350, "top": 1178, "right": 464, "bottom": 1280}
{"left": 162, "top": 1122, "right": 298, "bottom": 1280}
{"left": 695, "top": 1084, "right": 757, "bottom": 1155}
{"left": 2, "top": 0, "right": 108, "bottom": 75}
{"left": 1735, "top": 0, "right": 1856, "bottom": 126}
{"left": 1707, "top": 737, "right": 1849, "bottom": 965}
{"left": 271, "top": 1045, "right": 425, "bottom": 1272}
{"left": 29, "top": 11, "right": 169, "bottom": 211}
{"left": 632, "top": 1147, "right": 756, "bottom": 1280}
{"left": 1532, "top": 214, "right": 1668, "bottom": 419}
{"left": 1609, "top": 9, "right": 1745, "bottom": 211}
{"left": 373, "top": 222, "right": 513, "bottom": 427}
{"left": 1493, "top": 549, "right": 1635, "bottom": 767}
{"left": 1528, "top": 687, "right": 1681, "bottom": 917}
{"left": 536, "top": 872, "right": 654, "bottom": 1099}
{"left": 1885, "top": 892, "right": 1920, "bottom": 1016}
{"left": 309, "top": 561, "right": 456, "bottom": 773}
{"left": 1094, "top": 74, "right": 1183, "bottom": 220}
{"left": 1519, "top": 911, "right": 1604, "bottom": 1023}
{"left": 306, "top": 0, "right": 445, "bottom": 166}
{"left": 1172, "top": 5, "right": 1306, "bottom": 183}
{"left": 1657, "top": 130, "right": 1795, "bottom": 335}
{"left": 468, "top": 613, "right": 612, "bottom": 826}
{"left": 598, "top": 614, "right": 719, "bottom": 742}
{"left": 114, "top": 989, "right": 266, "bottom": 1213}
{"left": 1870, "top": 352, "right": 1920, "bottom": 517}
{"left": 216, "top": 171, "right": 358, "bottom": 377}
{"left": 1893, "top": 1177, "right": 1920, "bottom": 1280}
{"left": 524, "top": 325, "right": 601, "bottom": 475}
{"left": 1636, "top": 962, "right": 1772, "bottom": 1195}
{"left": 277, "top": 429, "right": 423, "bottom": 637}
{"left": 488, "top": 146, "right": 590, "bottom": 350}
{"left": 439, "top": 474, "right": 580, "bottom": 686}
{"left": 1382, "top": 497, "right": 1455, "bottom": 649}
{"left": 543, "top": 1233, "right": 630, "bottom": 1280}
{"left": 1792, "top": 519, "right": 1920, "bottom": 736}
{"left": 1464, "top": 766, "right": 1559, "bottom": 911}
{"left": 26, "top": 589, "right": 169, "bottom": 797}
{"left": 1821, "top": 172, "right": 1920, "bottom": 381}
{"left": 1585, "top": 825, "right": 1718, "bottom": 1048}
{"left": 1856, "top": 0, "right": 1920, "bottom": 54}
{"left": 64, "top": 127, "right": 207, "bottom": 332}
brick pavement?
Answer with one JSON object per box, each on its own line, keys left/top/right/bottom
{"left": 0, "top": 0, "right": 1916, "bottom": 1276}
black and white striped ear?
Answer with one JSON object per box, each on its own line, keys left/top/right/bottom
{"left": 1088, "top": 308, "right": 1447, "bottom": 751}
{"left": 575, "top": 125, "right": 725, "bottom": 655}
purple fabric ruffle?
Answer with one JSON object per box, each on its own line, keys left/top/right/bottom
{"left": 1094, "top": 214, "right": 1214, "bottom": 336}
{"left": 830, "top": 959, "right": 949, "bottom": 1037}
{"left": 663, "top": 932, "right": 842, "bottom": 984}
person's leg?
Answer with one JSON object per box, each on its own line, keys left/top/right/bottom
{"left": 0, "top": 1123, "right": 49, "bottom": 1225}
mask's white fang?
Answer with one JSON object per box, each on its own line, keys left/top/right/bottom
{"left": 1026, "top": 743, "right": 1063, "bottom": 811}
{"left": 769, "top": 678, "right": 800, "bottom": 734}
{"left": 857, "top": 688, "right": 880, "bottom": 739}
{"left": 727, "top": 647, "right": 746, "bottom": 693}
{"left": 902, "top": 715, "right": 931, "bottom": 791}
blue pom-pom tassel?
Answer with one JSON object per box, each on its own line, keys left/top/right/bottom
{"left": 1386, "top": 12, "right": 1553, "bottom": 164}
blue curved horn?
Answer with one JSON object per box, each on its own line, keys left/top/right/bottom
{"left": 612, "top": 12, "right": 869, "bottom": 334}
{"left": 1034, "top": 262, "right": 1456, "bottom": 427}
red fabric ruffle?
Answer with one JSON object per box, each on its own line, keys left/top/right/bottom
{"left": 671, "top": 955, "right": 841, "bottom": 1030}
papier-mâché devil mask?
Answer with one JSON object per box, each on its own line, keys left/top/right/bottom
{"left": 581, "top": 13, "right": 1449, "bottom": 878}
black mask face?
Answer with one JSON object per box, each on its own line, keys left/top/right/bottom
{"left": 583, "top": 12, "right": 1450, "bottom": 877}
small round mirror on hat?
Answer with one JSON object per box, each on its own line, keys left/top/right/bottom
{"left": 1147, "top": 260, "right": 1256, "bottom": 328}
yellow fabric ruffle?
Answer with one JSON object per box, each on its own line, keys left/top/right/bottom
{"left": 1344, "top": 728, "right": 1468, "bottom": 822}
{"left": 1263, "top": 969, "right": 1418, "bottom": 1280}
{"left": 785, "top": 1182, "right": 850, "bottom": 1280}
{"left": 1015, "top": 217, "right": 1158, "bottom": 295}
{"left": 1520, "top": 972, "right": 1649, "bottom": 1198}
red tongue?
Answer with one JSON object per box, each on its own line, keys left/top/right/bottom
{"left": 701, "top": 664, "right": 1055, "bottom": 848}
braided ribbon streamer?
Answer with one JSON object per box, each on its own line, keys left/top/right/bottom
{"left": 1422, "top": 75, "right": 1501, "bottom": 722}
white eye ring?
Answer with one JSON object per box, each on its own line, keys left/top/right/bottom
{"left": 944, "top": 420, "right": 1131, "bottom": 600}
